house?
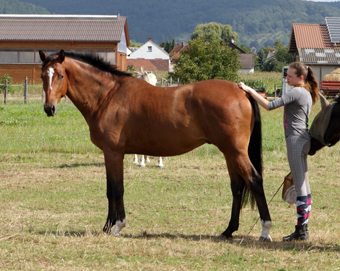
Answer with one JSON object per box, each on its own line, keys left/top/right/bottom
{"left": 0, "top": 14, "right": 129, "bottom": 83}
{"left": 169, "top": 42, "right": 188, "bottom": 72}
{"left": 288, "top": 17, "right": 340, "bottom": 85}
{"left": 170, "top": 40, "right": 255, "bottom": 73}
{"left": 127, "top": 38, "right": 170, "bottom": 72}
{"left": 226, "top": 40, "right": 254, "bottom": 73}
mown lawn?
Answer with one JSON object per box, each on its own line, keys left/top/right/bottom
{"left": 1, "top": 99, "right": 340, "bottom": 270}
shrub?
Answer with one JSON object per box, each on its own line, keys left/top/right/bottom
{"left": 0, "top": 74, "right": 13, "bottom": 94}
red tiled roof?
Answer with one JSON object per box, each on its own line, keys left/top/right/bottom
{"left": 0, "top": 15, "right": 127, "bottom": 42}
{"left": 170, "top": 43, "right": 188, "bottom": 60}
{"left": 289, "top": 23, "right": 334, "bottom": 52}
{"left": 127, "top": 59, "right": 169, "bottom": 71}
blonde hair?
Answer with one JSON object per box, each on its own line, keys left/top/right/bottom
{"left": 289, "top": 62, "right": 319, "bottom": 104}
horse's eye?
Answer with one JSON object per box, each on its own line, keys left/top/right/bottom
{"left": 59, "top": 74, "right": 64, "bottom": 79}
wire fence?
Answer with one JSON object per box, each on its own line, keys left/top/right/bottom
{"left": 0, "top": 77, "right": 46, "bottom": 104}
{"left": 0, "top": 77, "right": 181, "bottom": 105}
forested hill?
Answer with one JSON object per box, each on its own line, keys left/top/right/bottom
{"left": 10, "top": 0, "right": 340, "bottom": 48}
{"left": 0, "top": 0, "right": 48, "bottom": 14}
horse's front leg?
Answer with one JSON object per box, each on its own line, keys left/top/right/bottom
{"left": 102, "top": 149, "right": 126, "bottom": 236}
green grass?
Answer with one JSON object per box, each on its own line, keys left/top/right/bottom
{"left": 1, "top": 99, "right": 340, "bottom": 270}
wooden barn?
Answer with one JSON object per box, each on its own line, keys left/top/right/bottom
{"left": 0, "top": 14, "right": 129, "bottom": 84}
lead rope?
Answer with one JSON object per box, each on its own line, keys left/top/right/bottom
{"left": 239, "top": 181, "right": 284, "bottom": 245}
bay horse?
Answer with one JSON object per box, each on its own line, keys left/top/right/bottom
{"left": 133, "top": 67, "right": 164, "bottom": 168}
{"left": 309, "top": 94, "right": 340, "bottom": 155}
{"left": 39, "top": 50, "right": 272, "bottom": 241}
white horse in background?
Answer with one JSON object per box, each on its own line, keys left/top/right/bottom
{"left": 133, "top": 68, "right": 164, "bottom": 168}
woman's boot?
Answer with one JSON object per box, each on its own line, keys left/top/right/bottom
{"left": 283, "top": 224, "right": 309, "bottom": 241}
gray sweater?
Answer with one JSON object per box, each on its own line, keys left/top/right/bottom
{"left": 268, "top": 87, "right": 312, "bottom": 139}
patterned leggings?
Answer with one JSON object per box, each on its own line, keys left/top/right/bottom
{"left": 286, "top": 135, "right": 312, "bottom": 226}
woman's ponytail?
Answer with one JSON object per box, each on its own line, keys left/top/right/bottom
{"left": 289, "top": 62, "right": 319, "bottom": 104}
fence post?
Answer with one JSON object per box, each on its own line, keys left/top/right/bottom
{"left": 4, "top": 79, "right": 8, "bottom": 105}
{"left": 24, "top": 77, "right": 28, "bottom": 104}
{"left": 42, "top": 85, "right": 45, "bottom": 102}
{"left": 170, "top": 77, "right": 172, "bottom": 86}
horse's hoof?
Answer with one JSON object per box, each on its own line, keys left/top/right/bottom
{"left": 158, "top": 165, "right": 164, "bottom": 169}
{"left": 110, "top": 231, "right": 122, "bottom": 237}
{"left": 139, "top": 164, "right": 146, "bottom": 168}
{"left": 259, "top": 236, "right": 272, "bottom": 242}
{"left": 220, "top": 233, "right": 232, "bottom": 240}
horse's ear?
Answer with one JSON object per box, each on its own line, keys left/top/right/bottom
{"left": 58, "top": 50, "right": 65, "bottom": 63}
{"left": 319, "top": 93, "right": 329, "bottom": 110}
{"left": 39, "top": 50, "right": 47, "bottom": 62}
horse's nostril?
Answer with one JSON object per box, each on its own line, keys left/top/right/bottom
{"left": 51, "top": 104, "right": 55, "bottom": 114}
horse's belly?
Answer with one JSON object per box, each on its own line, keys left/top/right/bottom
{"left": 125, "top": 136, "right": 206, "bottom": 156}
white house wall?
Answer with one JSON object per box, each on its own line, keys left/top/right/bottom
{"left": 128, "top": 41, "right": 169, "bottom": 60}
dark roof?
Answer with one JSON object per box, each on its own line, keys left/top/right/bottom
{"left": 127, "top": 59, "right": 169, "bottom": 71}
{"left": 0, "top": 14, "right": 127, "bottom": 42}
{"left": 226, "top": 42, "right": 247, "bottom": 53}
{"left": 298, "top": 48, "right": 340, "bottom": 65}
{"left": 239, "top": 54, "right": 255, "bottom": 69}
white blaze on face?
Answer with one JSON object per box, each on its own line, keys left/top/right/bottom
{"left": 47, "top": 67, "right": 55, "bottom": 90}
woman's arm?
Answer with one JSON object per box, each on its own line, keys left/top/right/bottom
{"left": 238, "top": 82, "right": 269, "bottom": 111}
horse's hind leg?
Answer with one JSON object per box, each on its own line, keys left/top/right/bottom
{"left": 223, "top": 154, "right": 272, "bottom": 241}
{"left": 158, "top": 157, "right": 164, "bottom": 168}
{"left": 102, "top": 149, "right": 126, "bottom": 236}
{"left": 222, "top": 167, "right": 246, "bottom": 239}
{"left": 133, "top": 154, "right": 139, "bottom": 164}
{"left": 139, "top": 155, "right": 146, "bottom": 167}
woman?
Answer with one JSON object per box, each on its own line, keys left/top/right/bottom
{"left": 238, "top": 62, "right": 319, "bottom": 241}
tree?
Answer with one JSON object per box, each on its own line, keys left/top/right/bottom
{"left": 258, "top": 41, "right": 293, "bottom": 72}
{"left": 160, "top": 39, "right": 176, "bottom": 53}
{"left": 191, "top": 22, "right": 239, "bottom": 43}
{"left": 171, "top": 37, "right": 241, "bottom": 84}
{"left": 256, "top": 49, "right": 266, "bottom": 71}
{"left": 274, "top": 40, "right": 294, "bottom": 64}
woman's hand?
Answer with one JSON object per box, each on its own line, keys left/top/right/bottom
{"left": 238, "top": 82, "right": 270, "bottom": 111}
{"left": 238, "top": 82, "right": 251, "bottom": 93}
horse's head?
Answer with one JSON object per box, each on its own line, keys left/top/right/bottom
{"left": 39, "top": 50, "right": 68, "bottom": 116}
{"left": 134, "top": 67, "right": 157, "bottom": 86}
{"left": 309, "top": 95, "right": 340, "bottom": 155}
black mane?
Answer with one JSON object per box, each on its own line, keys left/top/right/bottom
{"left": 43, "top": 51, "right": 132, "bottom": 77}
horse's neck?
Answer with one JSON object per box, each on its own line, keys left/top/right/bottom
{"left": 64, "top": 59, "right": 115, "bottom": 119}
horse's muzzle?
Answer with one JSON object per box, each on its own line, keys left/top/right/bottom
{"left": 44, "top": 103, "right": 57, "bottom": 117}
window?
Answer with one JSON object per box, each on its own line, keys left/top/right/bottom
{"left": 148, "top": 46, "right": 152, "bottom": 52}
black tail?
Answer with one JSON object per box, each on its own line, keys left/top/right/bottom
{"left": 241, "top": 95, "right": 263, "bottom": 209}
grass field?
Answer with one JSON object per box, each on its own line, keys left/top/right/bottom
{"left": 1, "top": 98, "right": 340, "bottom": 270}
